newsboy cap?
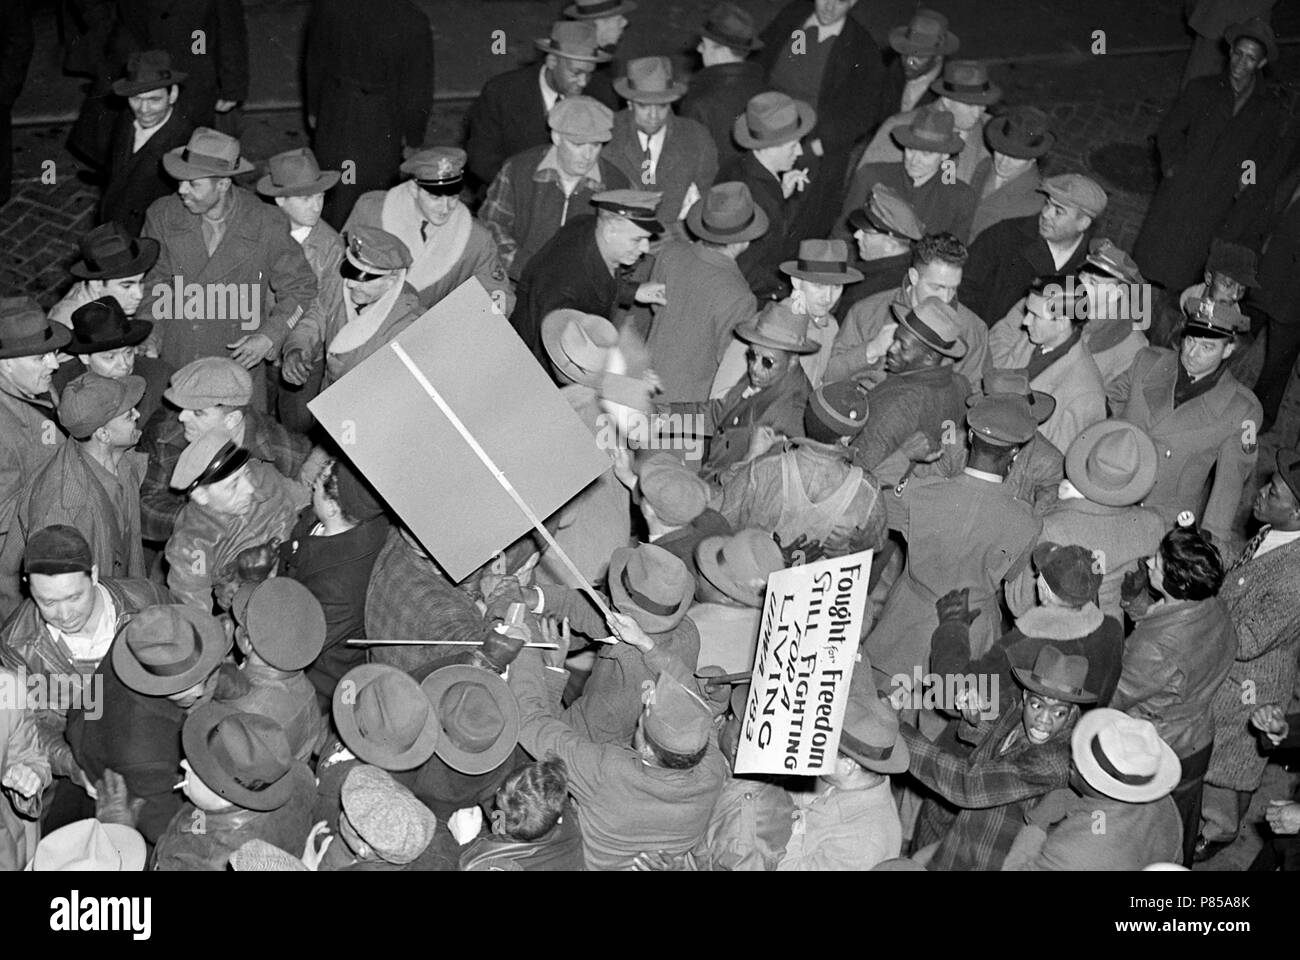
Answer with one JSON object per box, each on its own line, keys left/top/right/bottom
{"left": 548, "top": 96, "right": 614, "bottom": 143}
{"left": 164, "top": 356, "right": 253, "bottom": 409}
{"left": 1039, "top": 173, "right": 1107, "bottom": 220}
{"left": 58, "top": 372, "right": 145, "bottom": 440}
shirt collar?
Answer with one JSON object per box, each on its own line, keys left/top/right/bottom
{"left": 534, "top": 146, "right": 604, "bottom": 189}
{"left": 802, "top": 13, "right": 846, "bottom": 42}
{"left": 539, "top": 66, "right": 561, "bottom": 112}
{"left": 963, "top": 466, "right": 1003, "bottom": 484}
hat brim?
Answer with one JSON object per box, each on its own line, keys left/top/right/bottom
{"left": 255, "top": 170, "right": 341, "bottom": 197}
{"left": 894, "top": 304, "right": 966, "bottom": 359}
{"left": 0, "top": 321, "right": 73, "bottom": 360}
{"left": 1073, "top": 709, "right": 1182, "bottom": 803}
{"left": 534, "top": 39, "right": 613, "bottom": 63}
{"left": 839, "top": 725, "right": 910, "bottom": 774}
{"left": 1180, "top": 320, "right": 1237, "bottom": 340}
{"left": 695, "top": 534, "right": 765, "bottom": 607}
{"left": 929, "top": 79, "right": 1003, "bottom": 106}
{"left": 112, "top": 72, "right": 188, "bottom": 97}
{"left": 34, "top": 819, "right": 147, "bottom": 871}
{"left": 541, "top": 311, "right": 617, "bottom": 387}
{"left": 1064, "top": 418, "right": 1158, "bottom": 507}
{"left": 967, "top": 386, "right": 1056, "bottom": 424}
{"left": 333, "top": 663, "right": 441, "bottom": 771}
{"left": 1224, "top": 25, "right": 1279, "bottom": 65}
{"left": 984, "top": 121, "right": 1055, "bottom": 159}
{"left": 701, "top": 26, "right": 764, "bottom": 52}
{"left": 613, "top": 79, "right": 686, "bottom": 103}
{"left": 733, "top": 100, "right": 816, "bottom": 149}
{"left": 608, "top": 548, "right": 694, "bottom": 632}
{"left": 888, "top": 28, "right": 960, "bottom": 57}
{"left": 733, "top": 321, "right": 820, "bottom": 355}
{"left": 163, "top": 148, "right": 256, "bottom": 181}
{"left": 182, "top": 702, "right": 299, "bottom": 811}
{"left": 780, "top": 260, "right": 864, "bottom": 285}
{"left": 892, "top": 128, "right": 965, "bottom": 155}
{"left": 111, "top": 607, "right": 230, "bottom": 696}
{"left": 68, "top": 237, "right": 160, "bottom": 280}
{"left": 1011, "top": 666, "right": 1097, "bottom": 705}
{"left": 66, "top": 318, "right": 154, "bottom": 354}
{"left": 686, "top": 199, "right": 770, "bottom": 244}
{"left": 565, "top": 0, "right": 637, "bottom": 18}
{"left": 420, "top": 665, "right": 520, "bottom": 775}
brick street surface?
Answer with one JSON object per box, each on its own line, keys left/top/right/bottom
{"left": 2, "top": 0, "right": 1299, "bottom": 871}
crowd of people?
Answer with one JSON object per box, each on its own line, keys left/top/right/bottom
{"left": 0, "top": 0, "right": 1298, "bottom": 872}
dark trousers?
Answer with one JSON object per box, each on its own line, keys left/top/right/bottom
{"left": 1170, "top": 740, "right": 1212, "bottom": 865}
{"left": 0, "top": 103, "right": 12, "bottom": 206}
{"left": 1255, "top": 316, "right": 1300, "bottom": 430}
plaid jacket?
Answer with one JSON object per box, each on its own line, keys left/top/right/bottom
{"left": 139, "top": 406, "right": 311, "bottom": 543}
{"left": 902, "top": 696, "right": 1073, "bottom": 871}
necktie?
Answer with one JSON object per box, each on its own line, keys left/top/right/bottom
{"left": 420, "top": 221, "right": 430, "bottom": 244}
{"left": 1231, "top": 526, "right": 1271, "bottom": 570}
{"left": 640, "top": 137, "right": 655, "bottom": 186}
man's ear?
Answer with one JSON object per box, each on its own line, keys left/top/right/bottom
{"left": 89, "top": 564, "right": 100, "bottom": 587}
{"left": 906, "top": 266, "right": 919, "bottom": 289}
{"left": 1221, "top": 340, "right": 1238, "bottom": 360}
{"left": 167, "top": 85, "right": 179, "bottom": 106}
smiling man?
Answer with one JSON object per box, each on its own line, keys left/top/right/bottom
{"left": 99, "top": 51, "right": 195, "bottom": 236}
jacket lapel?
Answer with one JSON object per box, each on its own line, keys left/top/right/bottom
{"left": 198, "top": 191, "right": 259, "bottom": 284}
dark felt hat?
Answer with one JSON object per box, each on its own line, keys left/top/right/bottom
{"left": 695, "top": 528, "right": 784, "bottom": 608}
{"left": 735, "top": 301, "right": 820, "bottom": 355}
{"left": 113, "top": 603, "right": 229, "bottom": 696}
{"left": 1032, "top": 542, "right": 1103, "bottom": 607}
{"left": 67, "top": 296, "right": 152, "bottom": 355}
{"left": 334, "top": 663, "right": 441, "bottom": 770}
{"left": 1012, "top": 644, "right": 1097, "bottom": 705}
{"left": 781, "top": 238, "right": 863, "bottom": 285}
{"left": 256, "top": 147, "right": 339, "bottom": 197}
{"left": 420, "top": 665, "right": 520, "bottom": 775}
{"left": 68, "top": 222, "right": 160, "bottom": 280}
{"left": 686, "top": 181, "right": 770, "bottom": 244}
{"left": 984, "top": 105, "right": 1055, "bottom": 159}
{"left": 0, "top": 297, "right": 72, "bottom": 360}
{"left": 113, "top": 50, "right": 187, "bottom": 97}
{"left": 183, "top": 704, "right": 298, "bottom": 810}
{"left": 970, "top": 368, "right": 1056, "bottom": 425}
{"left": 733, "top": 92, "right": 816, "bottom": 149}
{"left": 701, "top": 2, "right": 763, "bottom": 52}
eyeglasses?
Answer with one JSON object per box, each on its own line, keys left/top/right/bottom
{"left": 744, "top": 349, "right": 777, "bottom": 370}
{"left": 340, "top": 259, "right": 385, "bottom": 282}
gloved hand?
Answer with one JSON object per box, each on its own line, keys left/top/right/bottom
{"left": 94, "top": 768, "right": 144, "bottom": 828}
{"left": 485, "top": 576, "right": 527, "bottom": 622}
{"left": 1120, "top": 566, "right": 1152, "bottom": 616}
{"left": 235, "top": 538, "right": 281, "bottom": 583}
{"left": 936, "top": 588, "right": 980, "bottom": 626}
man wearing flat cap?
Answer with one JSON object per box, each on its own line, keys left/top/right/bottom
{"left": 466, "top": 20, "right": 612, "bottom": 192}
{"left": 0, "top": 526, "right": 173, "bottom": 840}
{"left": 99, "top": 50, "right": 196, "bottom": 236}
{"left": 680, "top": 3, "right": 767, "bottom": 168}
{"left": 988, "top": 275, "right": 1106, "bottom": 454}
{"left": 645, "top": 182, "right": 765, "bottom": 402}
{"left": 137, "top": 356, "right": 310, "bottom": 547}
{"left": 1134, "top": 17, "right": 1285, "bottom": 292}
{"left": 0, "top": 297, "right": 70, "bottom": 617}
{"left": 827, "top": 231, "right": 989, "bottom": 390}
{"left": 1108, "top": 297, "right": 1261, "bottom": 548}
{"left": 343, "top": 146, "right": 511, "bottom": 316}
{"left": 510, "top": 189, "right": 664, "bottom": 375}
{"left": 12, "top": 372, "right": 148, "bottom": 582}
{"left": 135, "top": 127, "right": 319, "bottom": 402}
{"left": 304, "top": 0, "right": 434, "bottom": 228}
{"left": 482, "top": 96, "right": 631, "bottom": 283}
{"left": 964, "top": 173, "right": 1106, "bottom": 325}
{"left": 602, "top": 57, "right": 718, "bottom": 235}
{"left": 165, "top": 431, "right": 308, "bottom": 612}
{"left": 865, "top": 394, "right": 1041, "bottom": 691}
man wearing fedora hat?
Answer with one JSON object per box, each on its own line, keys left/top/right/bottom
{"left": 758, "top": 0, "right": 887, "bottom": 240}
{"left": 866, "top": 395, "right": 1041, "bottom": 690}
{"left": 681, "top": 3, "right": 767, "bottom": 168}
{"left": 99, "top": 50, "right": 195, "bottom": 236}
{"left": 778, "top": 685, "right": 907, "bottom": 870}
{"left": 667, "top": 301, "right": 818, "bottom": 483}
{"left": 0, "top": 526, "right": 173, "bottom": 833}
{"left": 1005, "top": 420, "right": 1165, "bottom": 621}
{"left": 304, "top": 0, "right": 434, "bottom": 228}
{"left": 1196, "top": 451, "right": 1300, "bottom": 859}
{"left": 482, "top": 96, "right": 631, "bottom": 283}
{"left": 900, "top": 643, "right": 1089, "bottom": 870}
{"left": 603, "top": 57, "right": 718, "bottom": 236}
{"left": 645, "top": 182, "right": 765, "bottom": 402}
{"left": 1002, "top": 710, "right": 1182, "bottom": 870}
{"left": 721, "top": 91, "right": 818, "bottom": 299}
{"left": 964, "top": 172, "right": 1107, "bottom": 325}
{"left": 510, "top": 190, "right": 664, "bottom": 375}
{"left": 969, "top": 106, "right": 1053, "bottom": 242}
{"left": 989, "top": 275, "right": 1107, "bottom": 455}
{"left": 219, "top": 578, "right": 328, "bottom": 764}
{"left": 1134, "top": 17, "right": 1285, "bottom": 293}
{"left": 711, "top": 238, "right": 863, "bottom": 396}
{"left": 686, "top": 528, "right": 785, "bottom": 674}
{"left": 343, "top": 146, "right": 511, "bottom": 319}
{"left": 51, "top": 295, "right": 172, "bottom": 429}
{"left": 466, "top": 20, "right": 612, "bottom": 192}
{"left": 1107, "top": 297, "right": 1261, "bottom": 548}
{"left": 841, "top": 108, "right": 976, "bottom": 245}
{"left": 847, "top": 298, "right": 972, "bottom": 482}
{"left": 508, "top": 630, "right": 726, "bottom": 870}
{"left": 516, "top": 542, "right": 699, "bottom": 746}
{"left": 10, "top": 371, "right": 149, "bottom": 585}
{"left": 860, "top": 59, "right": 1000, "bottom": 186}
{"left": 563, "top": 0, "right": 637, "bottom": 111}
{"left": 164, "top": 431, "right": 308, "bottom": 613}
{"left": 0, "top": 297, "right": 71, "bottom": 616}
{"left": 134, "top": 127, "right": 319, "bottom": 402}
{"left": 47, "top": 222, "right": 160, "bottom": 333}
{"left": 831, "top": 231, "right": 990, "bottom": 391}
{"left": 153, "top": 706, "right": 316, "bottom": 870}
{"left": 880, "top": 8, "right": 957, "bottom": 119}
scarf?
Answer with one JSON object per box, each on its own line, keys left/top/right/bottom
{"left": 328, "top": 270, "right": 407, "bottom": 357}
{"left": 381, "top": 181, "right": 472, "bottom": 293}
{"left": 1025, "top": 327, "right": 1081, "bottom": 382}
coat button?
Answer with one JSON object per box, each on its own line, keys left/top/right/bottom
{"left": 1164, "top": 449, "right": 1172, "bottom": 458}
{"left": 1238, "top": 577, "right": 1245, "bottom": 586}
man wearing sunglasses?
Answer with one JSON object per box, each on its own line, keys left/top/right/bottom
{"left": 343, "top": 147, "right": 512, "bottom": 316}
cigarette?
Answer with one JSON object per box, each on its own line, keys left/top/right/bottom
{"left": 172, "top": 779, "right": 186, "bottom": 791}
